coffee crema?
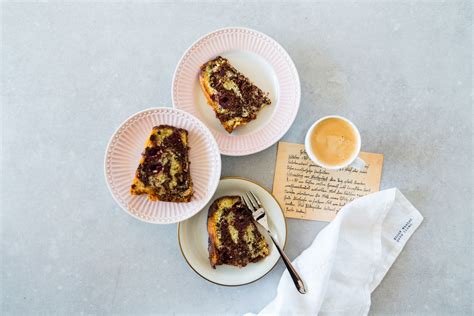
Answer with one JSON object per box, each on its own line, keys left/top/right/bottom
{"left": 310, "top": 117, "right": 358, "bottom": 167}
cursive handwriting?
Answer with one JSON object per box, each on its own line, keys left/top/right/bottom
{"left": 280, "top": 147, "right": 378, "bottom": 219}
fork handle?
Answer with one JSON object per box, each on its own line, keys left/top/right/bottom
{"left": 270, "top": 235, "right": 307, "bottom": 294}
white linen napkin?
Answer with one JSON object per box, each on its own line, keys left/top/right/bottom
{"left": 252, "top": 188, "right": 423, "bottom": 316}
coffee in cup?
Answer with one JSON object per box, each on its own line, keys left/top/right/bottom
{"left": 305, "top": 115, "right": 365, "bottom": 170}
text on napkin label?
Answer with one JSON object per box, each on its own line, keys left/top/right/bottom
{"left": 393, "top": 218, "right": 414, "bottom": 242}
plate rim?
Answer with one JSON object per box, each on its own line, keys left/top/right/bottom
{"left": 177, "top": 176, "right": 288, "bottom": 286}
{"left": 104, "top": 107, "right": 222, "bottom": 224}
{"left": 171, "top": 26, "right": 301, "bottom": 156}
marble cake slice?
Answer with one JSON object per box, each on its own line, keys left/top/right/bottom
{"left": 207, "top": 196, "right": 269, "bottom": 268}
{"left": 199, "top": 56, "right": 271, "bottom": 133}
{"left": 130, "top": 125, "right": 193, "bottom": 202}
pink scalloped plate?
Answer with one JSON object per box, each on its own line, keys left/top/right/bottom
{"left": 172, "top": 27, "right": 301, "bottom": 156}
{"left": 104, "top": 108, "right": 221, "bottom": 224}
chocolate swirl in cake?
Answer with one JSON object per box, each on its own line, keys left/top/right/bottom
{"left": 199, "top": 56, "right": 272, "bottom": 133}
{"left": 130, "top": 125, "right": 193, "bottom": 202}
{"left": 207, "top": 196, "right": 269, "bottom": 268}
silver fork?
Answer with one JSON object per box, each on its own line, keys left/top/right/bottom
{"left": 242, "top": 191, "right": 307, "bottom": 294}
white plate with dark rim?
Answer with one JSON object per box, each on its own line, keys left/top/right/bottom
{"left": 178, "top": 177, "right": 287, "bottom": 286}
{"left": 104, "top": 107, "right": 221, "bottom": 224}
{"left": 172, "top": 27, "right": 301, "bottom": 156}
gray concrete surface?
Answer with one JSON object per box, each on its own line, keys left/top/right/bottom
{"left": 1, "top": 1, "right": 472, "bottom": 315}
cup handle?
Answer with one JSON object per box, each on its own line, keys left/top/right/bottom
{"left": 349, "top": 157, "right": 367, "bottom": 170}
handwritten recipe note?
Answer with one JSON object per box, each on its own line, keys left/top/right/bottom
{"left": 273, "top": 142, "right": 384, "bottom": 222}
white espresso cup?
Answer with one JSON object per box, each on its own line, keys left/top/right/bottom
{"left": 304, "top": 115, "right": 366, "bottom": 170}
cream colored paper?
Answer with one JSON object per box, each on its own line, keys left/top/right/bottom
{"left": 272, "top": 142, "right": 384, "bottom": 222}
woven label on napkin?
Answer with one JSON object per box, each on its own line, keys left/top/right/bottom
{"left": 272, "top": 142, "right": 384, "bottom": 222}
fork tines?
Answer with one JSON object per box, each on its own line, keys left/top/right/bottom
{"left": 241, "top": 191, "right": 262, "bottom": 211}
{"left": 241, "top": 191, "right": 262, "bottom": 210}
{"left": 242, "top": 191, "right": 267, "bottom": 226}
{"left": 241, "top": 194, "right": 252, "bottom": 210}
